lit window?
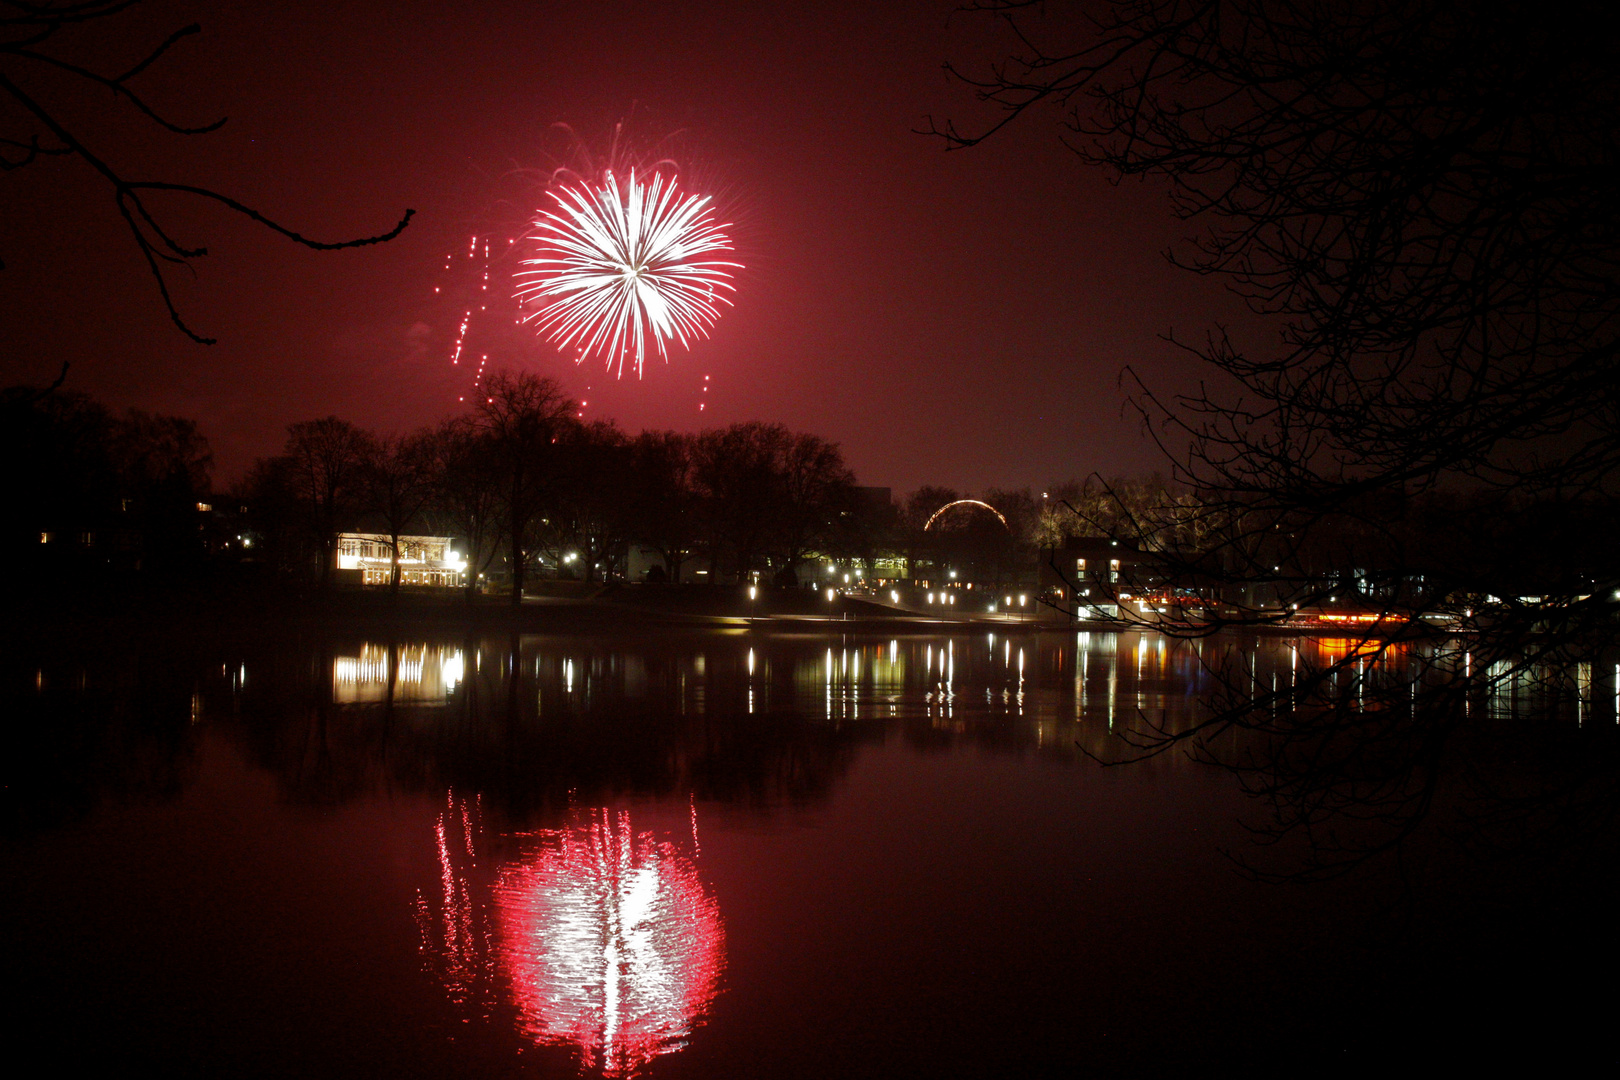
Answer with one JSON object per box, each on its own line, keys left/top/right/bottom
{"left": 196, "top": 502, "right": 212, "bottom": 513}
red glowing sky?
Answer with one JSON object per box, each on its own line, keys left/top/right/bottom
{"left": 0, "top": 0, "right": 1251, "bottom": 494}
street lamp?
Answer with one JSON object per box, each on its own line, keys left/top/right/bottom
{"left": 826, "top": 586, "right": 836, "bottom": 621}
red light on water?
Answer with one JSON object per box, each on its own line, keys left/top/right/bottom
{"left": 495, "top": 808, "right": 725, "bottom": 1076}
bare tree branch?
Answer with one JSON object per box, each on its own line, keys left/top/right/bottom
{"left": 1, "top": 1, "right": 414, "bottom": 342}
{"left": 945, "top": 0, "right": 1620, "bottom": 880}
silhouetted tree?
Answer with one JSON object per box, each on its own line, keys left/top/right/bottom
{"left": 691, "top": 423, "right": 784, "bottom": 582}
{"left": 544, "top": 419, "right": 632, "bottom": 583}
{"left": 4, "top": 385, "right": 216, "bottom": 577}
{"left": 238, "top": 452, "right": 301, "bottom": 577}
{"left": 282, "top": 417, "right": 376, "bottom": 588}
{"left": 425, "top": 418, "right": 503, "bottom": 602}
{"left": 982, "top": 486, "right": 1039, "bottom": 584}
{"left": 921, "top": 492, "right": 1020, "bottom": 587}
{"left": 108, "top": 408, "right": 213, "bottom": 572}
{"left": 470, "top": 371, "right": 576, "bottom": 603}
{"left": 4, "top": 387, "right": 119, "bottom": 574}
{"left": 691, "top": 422, "right": 856, "bottom": 584}
{"left": 772, "top": 430, "right": 857, "bottom": 582}
{"left": 942, "top": 0, "right": 1620, "bottom": 876}
{"left": 900, "top": 485, "right": 959, "bottom": 579}
{"left": 362, "top": 429, "right": 439, "bottom": 594}
{"left": 625, "top": 430, "right": 699, "bottom": 581}
{"left": 831, "top": 486, "right": 901, "bottom": 577}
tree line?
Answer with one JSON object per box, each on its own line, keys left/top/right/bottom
{"left": 10, "top": 369, "right": 1228, "bottom": 600}
{"left": 20, "top": 365, "right": 1594, "bottom": 615}
{"left": 243, "top": 384, "right": 1248, "bottom": 600}
{"left": 5, "top": 380, "right": 214, "bottom": 575}
{"left": 239, "top": 371, "right": 873, "bottom": 600}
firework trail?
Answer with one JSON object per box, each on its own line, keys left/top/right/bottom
{"left": 435, "top": 232, "right": 524, "bottom": 403}
{"left": 515, "top": 168, "right": 740, "bottom": 380}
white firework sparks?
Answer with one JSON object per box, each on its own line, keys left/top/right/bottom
{"left": 515, "top": 169, "right": 739, "bottom": 379}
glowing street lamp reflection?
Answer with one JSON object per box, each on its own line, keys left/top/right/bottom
{"left": 495, "top": 808, "right": 725, "bottom": 1076}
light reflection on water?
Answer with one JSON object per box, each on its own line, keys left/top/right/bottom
{"left": 370, "top": 629, "right": 1612, "bottom": 1075}
{"left": 332, "top": 643, "right": 465, "bottom": 703}
{"left": 415, "top": 793, "right": 724, "bottom": 1076}
{"left": 310, "top": 631, "right": 1613, "bottom": 758}
{"left": 8, "top": 624, "right": 1617, "bottom": 1077}
{"left": 415, "top": 793, "right": 497, "bottom": 1019}
{"left": 497, "top": 807, "right": 723, "bottom": 1076}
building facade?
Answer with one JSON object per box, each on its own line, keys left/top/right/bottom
{"left": 335, "top": 533, "right": 466, "bottom": 587}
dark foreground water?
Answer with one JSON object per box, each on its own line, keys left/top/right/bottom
{"left": 5, "top": 625, "right": 1614, "bottom": 1077}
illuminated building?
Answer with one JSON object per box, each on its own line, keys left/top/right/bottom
{"left": 334, "top": 533, "right": 466, "bottom": 587}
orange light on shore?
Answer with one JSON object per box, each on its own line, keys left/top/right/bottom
{"left": 1317, "top": 637, "right": 1393, "bottom": 660}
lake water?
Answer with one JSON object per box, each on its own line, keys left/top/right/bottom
{"left": 5, "top": 624, "right": 1611, "bottom": 1076}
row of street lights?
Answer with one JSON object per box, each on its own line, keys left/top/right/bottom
{"left": 742, "top": 577, "right": 1032, "bottom": 624}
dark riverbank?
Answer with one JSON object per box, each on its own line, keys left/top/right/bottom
{"left": 6, "top": 576, "right": 1437, "bottom": 648}
{"left": 2, "top": 578, "right": 1054, "bottom": 647}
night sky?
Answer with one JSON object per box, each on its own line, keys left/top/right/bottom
{"left": 1, "top": 0, "right": 1244, "bottom": 493}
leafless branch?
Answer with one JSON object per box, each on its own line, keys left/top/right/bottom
{"left": 1, "top": 1, "right": 414, "bottom": 342}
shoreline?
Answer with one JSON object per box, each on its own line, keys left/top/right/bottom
{"left": 3, "top": 578, "right": 1438, "bottom": 646}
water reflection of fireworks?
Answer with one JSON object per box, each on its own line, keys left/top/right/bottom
{"left": 497, "top": 807, "right": 725, "bottom": 1076}
{"left": 414, "top": 792, "right": 500, "bottom": 1022}
{"left": 415, "top": 795, "right": 725, "bottom": 1075}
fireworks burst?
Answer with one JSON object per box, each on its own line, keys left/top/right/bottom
{"left": 516, "top": 169, "right": 740, "bottom": 379}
